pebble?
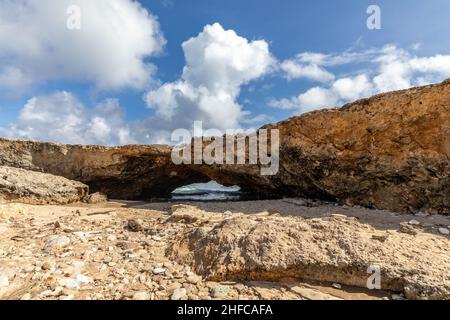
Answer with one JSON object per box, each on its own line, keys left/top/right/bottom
{"left": 186, "top": 275, "right": 202, "bottom": 284}
{"left": 44, "top": 235, "right": 71, "bottom": 251}
{"left": 408, "top": 220, "right": 421, "bottom": 226}
{"left": 391, "top": 294, "right": 406, "bottom": 300}
{"left": 60, "top": 278, "right": 80, "bottom": 290}
{"left": 211, "top": 285, "right": 229, "bottom": 298}
{"left": 438, "top": 227, "right": 450, "bottom": 235}
{"left": 133, "top": 291, "right": 150, "bottom": 300}
{"left": 152, "top": 267, "right": 166, "bottom": 275}
{"left": 75, "top": 274, "right": 93, "bottom": 284}
{"left": 127, "top": 219, "right": 143, "bottom": 232}
{"left": 171, "top": 288, "right": 187, "bottom": 300}
{"left": 73, "top": 232, "right": 87, "bottom": 238}
{"left": 332, "top": 283, "right": 342, "bottom": 289}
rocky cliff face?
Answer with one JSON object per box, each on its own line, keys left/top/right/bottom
{"left": 260, "top": 79, "right": 450, "bottom": 214}
{"left": 0, "top": 141, "right": 209, "bottom": 200}
{"left": 0, "top": 79, "right": 449, "bottom": 213}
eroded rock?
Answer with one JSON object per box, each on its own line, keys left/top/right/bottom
{"left": 0, "top": 80, "right": 449, "bottom": 213}
{"left": 167, "top": 207, "right": 450, "bottom": 300}
{"left": 0, "top": 166, "right": 88, "bottom": 205}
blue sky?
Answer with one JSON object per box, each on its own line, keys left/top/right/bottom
{"left": 0, "top": 0, "right": 449, "bottom": 145}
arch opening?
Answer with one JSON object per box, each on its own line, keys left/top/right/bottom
{"left": 171, "top": 180, "right": 242, "bottom": 201}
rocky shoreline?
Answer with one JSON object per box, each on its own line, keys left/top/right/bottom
{"left": 0, "top": 199, "right": 448, "bottom": 300}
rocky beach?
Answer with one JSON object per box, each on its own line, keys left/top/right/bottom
{"left": 0, "top": 80, "right": 449, "bottom": 300}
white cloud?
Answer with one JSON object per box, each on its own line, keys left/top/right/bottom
{"left": 280, "top": 60, "right": 335, "bottom": 82}
{"left": 269, "top": 87, "right": 338, "bottom": 112}
{"left": 272, "top": 45, "right": 450, "bottom": 113}
{"left": 0, "top": 67, "right": 33, "bottom": 96}
{"left": 332, "top": 74, "right": 373, "bottom": 102}
{"left": 0, "top": 0, "right": 165, "bottom": 92}
{"left": 372, "top": 45, "right": 413, "bottom": 92}
{"left": 278, "top": 50, "right": 378, "bottom": 82}
{"left": 294, "top": 87, "right": 338, "bottom": 112}
{"left": 410, "top": 55, "right": 450, "bottom": 78}
{"left": 0, "top": 22, "right": 276, "bottom": 146}
{"left": 0, "top": 91, "right": 135, "bottom": 145}
{"left": 145, "top": 23, "right": 275, "bottom": 132}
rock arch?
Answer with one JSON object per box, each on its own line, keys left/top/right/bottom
{"left": 1, "top": 79, "right": 450, "bottom": 213}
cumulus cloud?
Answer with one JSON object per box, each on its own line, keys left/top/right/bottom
{"left": 0, "top": 0, "right": 165, "bottom": 92}
{"left": 0, "top": 91, "right": 135, "bottom": 145}
{"left": 280, "top": 60, "right": 335, "bottom": 82}
{"left": 269, "top": 86, "right": 338, "bottom": 112}
{"left": 145, "top": 23, "right": 275, "bottom": 132}
{"left": 271, "top": 45, "right": 450, "bottom": 113}
{"left": 0, "top": 22, "right": 275, "bottom": 146}
{"left": 278, "top": 50, "right": 378, "bottom": 83}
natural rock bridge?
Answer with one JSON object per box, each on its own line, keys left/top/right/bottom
{"left": 1, "top": 79, "right": 449, "bottom": 214}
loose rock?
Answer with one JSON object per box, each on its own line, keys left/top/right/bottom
{"left": 211, "top": 285, "right": 229, "bottom": 298}
{"left": 133, "top": 291, "right": 150, "bottom": 300}
{"left": 171, "top": 288, "right": 187, "bottom": 300}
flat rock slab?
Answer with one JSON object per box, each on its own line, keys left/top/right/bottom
{"left": 0, "top": 166, "right": 88, "bottom": 205}
{"left": 167, "top": 206, "right": 450, "bottom": 300}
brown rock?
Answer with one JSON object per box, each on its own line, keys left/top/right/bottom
{"left": 0, "top": 166, "right": 88, "bottom": 205}
{"left": 126, "top": 219, "right": 143, "bottom": 232}
{"left": 167, "top": 207, "right": 450, "bottom": 300}
{"left": 85, "top": 192, "right": 108, "bottom": 204}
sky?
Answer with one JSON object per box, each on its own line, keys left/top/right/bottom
{"left": 0, "top": 0, "right": 449, "bottom": 145}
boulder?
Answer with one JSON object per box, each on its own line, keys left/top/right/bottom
{"left": 0, "top": 166, "right": 88, "bottom": 205}
{"left": 166, "top": 207, "right": 450, "bottom": 300}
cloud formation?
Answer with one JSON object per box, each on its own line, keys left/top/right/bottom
{"left": 0, "top": 91, "right": 134, "bottom": 146}
{"left": 271, "top": 45, "right": 450, "bottom": 112}
{"left": 145, "top": 23, "right": 275, "bottom": 132}
{"left": 280, "top": 55, "right": 335, "bottom": 83}
{"left": 0, "top": 0, "right": 165, "bottom": 92}
{"left": 0, "top": 23, "right": 277, "bottom": 146}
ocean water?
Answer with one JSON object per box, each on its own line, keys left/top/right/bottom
{"left": 171, "top": 181, "right": 241, "bottom": 201}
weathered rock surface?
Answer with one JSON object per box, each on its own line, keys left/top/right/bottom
{"left": 197, "top": 79, "right": 450, "bottom": 214}
{"left": 0, "top": 166, "right": 88, "bottom": 205}
{"left": 0, "top": 80, "right": 449, "bottom": 213}
{"left": 167, "top": 206, "right": 450, "bottom": 300}
{"left": 2, "top": 200, "right": 447, "bottom": 300}
{"left": 0, "top": 140, "right": 210, "bottom": 200}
